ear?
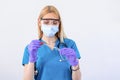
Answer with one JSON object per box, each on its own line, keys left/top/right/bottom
{"left": 38, "top": 18, "right": 41, "bottom": 26}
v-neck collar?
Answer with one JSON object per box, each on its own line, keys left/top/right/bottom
{"left": 39, "top": 38, "right": 60, "bottom": 52}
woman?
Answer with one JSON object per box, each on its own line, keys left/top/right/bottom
{"left": 22, "top": 5, "right": 81, "bottom": 80}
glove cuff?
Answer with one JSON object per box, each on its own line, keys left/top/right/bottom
{"left": 29, "top": 57, "right": 37, "bottom": 63}
{"left": 71, "top": 59, "right": 79, "bottom": 66}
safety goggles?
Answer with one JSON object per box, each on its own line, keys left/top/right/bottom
{"left": 41, "top": 18, "right": 60, "bottom": 25}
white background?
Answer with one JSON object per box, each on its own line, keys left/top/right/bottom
{"left": 0, "top": 0, "right": 120, "bottom": 80}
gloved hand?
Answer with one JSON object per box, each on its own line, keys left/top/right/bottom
{"left": 28, "top": 40, "right": 43, "bottom": 63}
{"left": 59, "top": 48, "right": 78, "bottom": 66}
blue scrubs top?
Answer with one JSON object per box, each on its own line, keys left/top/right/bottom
{"left": 22, "top": 38, "right": 81, "bottom": 80}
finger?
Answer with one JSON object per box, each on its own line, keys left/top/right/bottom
{"left": 31, "top": 40, "right": 40, "bottom": 44}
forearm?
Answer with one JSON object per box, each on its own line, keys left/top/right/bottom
{"left": 72, "top": 65, "right": 81, "bottom": 80}
{"left": 23, "top": 63, "right": 34, "bottom": 80}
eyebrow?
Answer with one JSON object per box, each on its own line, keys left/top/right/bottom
{"left": 41, "top": 18, "right": 60, "bottom": 21}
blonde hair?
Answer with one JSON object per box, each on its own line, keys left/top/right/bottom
{"left": 37, "top": 5, "right": 66, "bottom": 43}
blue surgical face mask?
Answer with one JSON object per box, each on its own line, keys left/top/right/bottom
{"left": 41, "top": 24, "right": 59, "bottom": 37}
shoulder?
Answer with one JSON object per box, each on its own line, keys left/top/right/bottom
{"left": 63, "top": 38, "right": 76, "bottom": 47}
{"left": 64, "top": 38, "right": 75, "bottom": 43}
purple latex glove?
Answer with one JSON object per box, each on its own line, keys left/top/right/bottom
{"left": 28, "top": 40, "right": 42, "bottom": 63}
{"left": 59, "top": 48, "right": 78, "bottom": 66}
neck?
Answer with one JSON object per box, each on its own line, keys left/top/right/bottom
{"left": 42, "top": 35, "right": 57, "bottom": 44}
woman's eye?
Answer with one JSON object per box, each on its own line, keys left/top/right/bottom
{"left": 53, "top": 21, "right": 58, "bottom": 25}
{"left": 43, "top": 21, "right": 49, "bottom": 24}
{"left": 53, "top": 23, "right": 57, "bottom": 25}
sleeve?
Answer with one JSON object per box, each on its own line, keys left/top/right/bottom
{"left": 22, "top": 45, "right": 29, "bottom": 66}
{"left": 64, "top": 38, "right": 81, "bottom": 59}
{"left": 71, "top": 41, "right": 81, "bottom": 59}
